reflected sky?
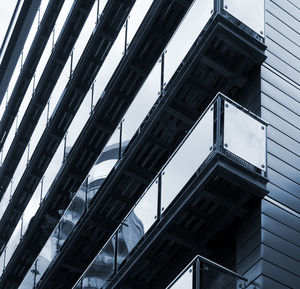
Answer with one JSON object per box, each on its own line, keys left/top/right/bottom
{"left": 0, "top": 0, "right": 216, "bottom": 287}
{"left": 0, "top": 0, "right": 19, "bottom": 52}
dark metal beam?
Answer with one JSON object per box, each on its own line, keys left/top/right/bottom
{"left": 0, "top": 0, "right": 41, "bottom": 104}
{"left": 0, "top": 0, "right": 96, "bottom": 202}
{"left": 0, "top": 0, "right": 65, "bottom": 152}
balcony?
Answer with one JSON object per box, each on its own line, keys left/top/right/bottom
{"left": 20, "top": 0, "right": 268, "bottom": 287}
{"left": 76, "top": 92, "right": 268, "bottom": 288}
{"left": 166, "top": 255, "right": 247, "bottom": 289}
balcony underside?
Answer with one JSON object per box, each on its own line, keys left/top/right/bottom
{"left": 0, "top": 0, "right": 41, "bottom": 104}
{"left": 37, "top": 11, "right": 267, "bottom": 289}
{"left": 105, "top": 151, "right": 267, "bottom": 289}
{"left": 0, "top": 0, "right": 65, "bottom": 152}
{"left": 0, "top": 1, "right": 196, "bottom": 288}
{"left": 0, "top": 0, "right": 97, "bottom": 253}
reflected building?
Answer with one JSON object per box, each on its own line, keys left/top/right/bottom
{"left": 80, "top": 212, "right": 144, "bottom": 289}
{"left": 61, "top": 142, "right": 144, "bottom": 289}
{"left": 0, "top": 1, "right": 299, "bottom": 289}
{"left": 21, "top": 142, "right": 144, "bottom": 289}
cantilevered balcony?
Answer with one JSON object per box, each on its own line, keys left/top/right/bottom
{"left": 32, "top": 0, "right": 268, "bottom": 287}
{"left": 75, "top": 92, "right": 268, "bottom": 289}
{"left": 71, "top": 93, "right": 267, "bottom": 288}
{"left": 166, "top": 255, "right": 247, "bottom": 289}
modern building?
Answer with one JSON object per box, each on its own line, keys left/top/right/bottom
{"left": 0, "top": 0, "right": 298, "bottom": 289}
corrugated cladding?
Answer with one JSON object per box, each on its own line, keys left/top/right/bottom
{"left": 237, "top": 0, "right": 300, "bottom": 287}
{"left": 260, "top": 0, "right": 300, "bottom": 287}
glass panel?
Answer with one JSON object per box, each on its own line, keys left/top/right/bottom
{"left": 223, "top": 0, "right": 265, "bottom": 36}
{"left": 161, "top": 106, "right": 214, "bottom": 212}
{"left": 0, "top": 144, "right": 27, "bottom": 219}
{"left": 87, "top": 157, "right": 118, "bottom": 202}
{"left": 203, "top": 264, "right": 238, "bottom": 289}
{"left": 90, "top": 22, "right": 125, "bottom": 108}
{"left": 133, "top": 180, "right": 158, "bottom": 234}
{"left": 126, "top": 0, "right": 154, "bottom": 46}
{"left": 117, "top": 179, "right": 158, "bottom": 267}
{"left": 0, "top": 0, "right": 20, "bottom": 60}
{"left": 167, "top": 265, "right": 193, "bottom": 289}
{"left": 164, "top": 0, "right": 214, "bottom": 86}
{"left": 117, "top": 221, "right": 139, "bottom": 267}
{"left": 223, "top": 100, "right": 266, "bottom": 171}
{"left": 71, "top": 2, "right": 98, "bottom": 69}
{"left": 18, "top": 257, "right": 51, "bottom": 289}
{"left": 121, "top": 61, "right": 160, "bottom": 146}
{"left": 82, "top": 236, "right": 115, "bottom": 289}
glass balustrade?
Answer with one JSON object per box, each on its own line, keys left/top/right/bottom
{"left": 75, "top": 92, "right": 267, "bottom": 288}
{"left": 0, "top": 0, "right": 49, "bottom": 114}
{"left": 168, "top": 264, "right": 193, "bottom": 289}
{"left": 0, "top": 0, "right": 99, "bottom": 217}
{"left": 223, "top": 0, "right": 265, "bottom": 37}
{"left": 166, "top": 255, "right": 247, "bottom": 289}
{"left": 0, "top": 0, "right": 267, "bottom": 286}
{"left": 0, "top": 0, "right": 113, "bottom": 277}
{"left": 17, "top": 1, "right": 159, "bottom": 286}
{"left": 223, "top": 99, "right": 267, "bottom": 171}
{"left": 164, "top": 0, "right": 214, "bottom": 86}
{"left": 161, "top": 105, "right": 213, "bottom": 212}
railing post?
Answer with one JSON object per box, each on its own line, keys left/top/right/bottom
{"left": 52, "top": 25, "right": 55, "bottom": 51}
{"left": 46, "top": 98, "right": 50, "bottom": 126}
{"left": 195, "top": 257, "right": 201, "bottom": 289}
{"left": 114, "top": 230, "right": 119, "bottom": 275}
{"left": 96, "top": 0, "right": 100, "bottom": 24}
{"left": 215, "top": 96, "right": 222, "bottom": 152}
{"left": 118, "top": 120, "right": 124, "bottom": 160}
{"left": 20, "top": 214, "right": 24, "bottom": 241}
{"left": 40, "top": 176, "right": 44, "bottom": 205}
{"left": 160, "top": 52, "right": 165, "bottom": 95}
{"left": 157, "top": 174, "right": 162, "bottom": 221}
{"left": 85, "top": 175, "right": 89, "bottom": 212}
{"left": 214, "top": 0, "right": 223, "bottom": 13}
{"left": 124, "top": 19, "right": 128, "bottom": 55}
{"left": 69, "top": 49, "right": 74, "bottom": 79}
{"left": 63, "top": 132, "right": 67, "bottom": 164}
{"left": 2, "top": 247, "right": 6, "bottom": 273}
{"left": 90, "top": 81, "right": 95, "bottom": 115}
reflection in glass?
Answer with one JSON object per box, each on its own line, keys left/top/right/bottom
{"left": 82, "top": 237, "right": 115, "bottom": 289}
{"left": 166, "top": 256, "right": 246, "bottom": 289}
{"left": 223, "top": 100, "right": 266, "bottom": 171}
{"left": 168, "top": 265, "right": 193, "bottom": 289}
{"left": 161, "top": 106, "right": 213, "bottom": 212}
{"left": 121, "top": 61, "right": 160, "bottom": 147}
{"left": 223, "top": 0, "right": 265, "bottom": 36}
{"left": 133, "top": 180, "right": 158, "bottom": 234}
{"left": 203, "top": 264, "right": 238, "bottom": 289}
{"left": 117, "top": 212, "right": 144, "bottom": 265}
{"left": 164, "top": 0, "right": 214, "bottom": 86}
